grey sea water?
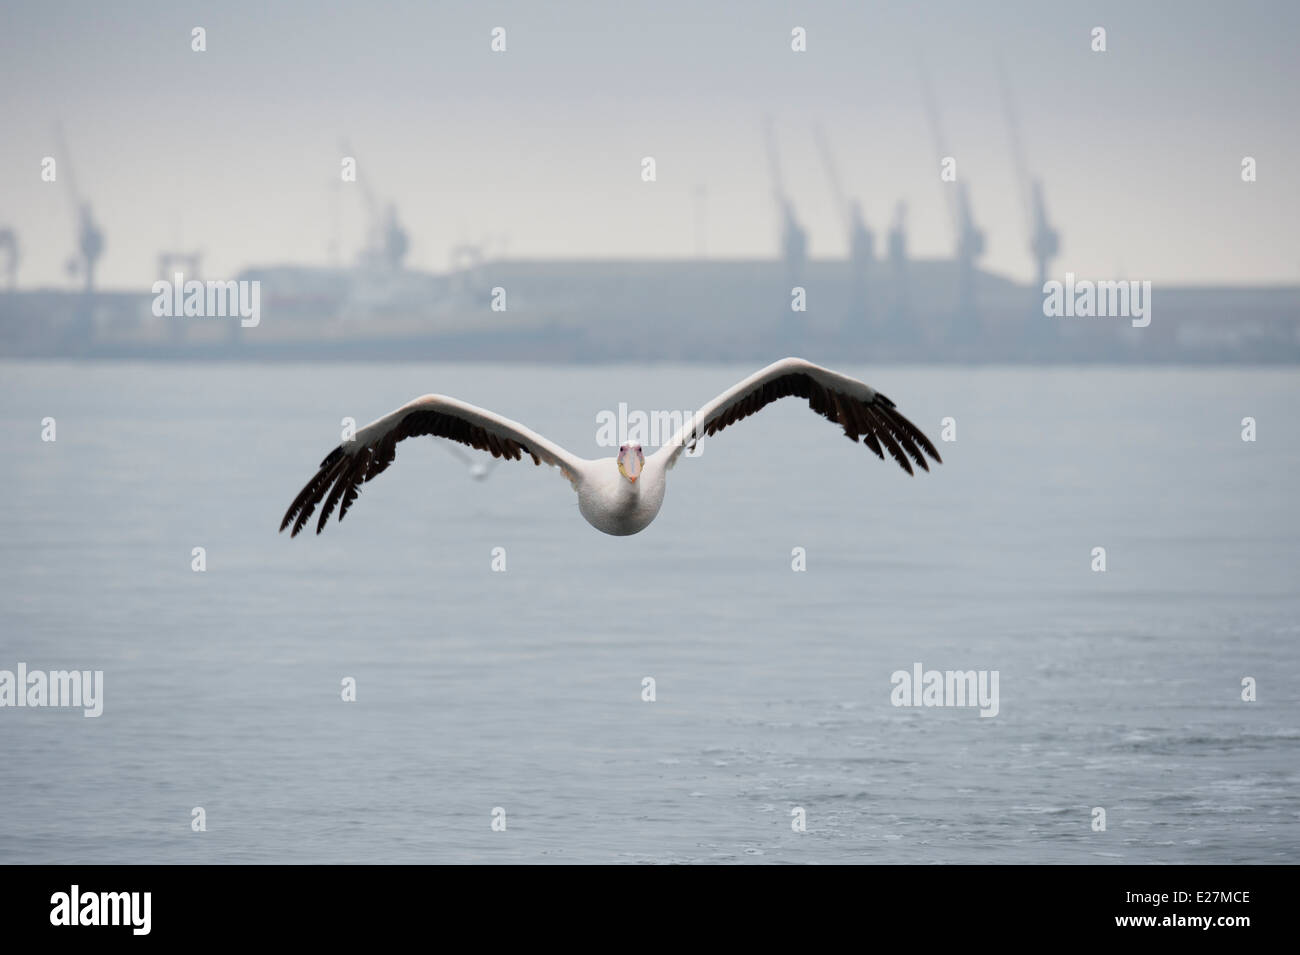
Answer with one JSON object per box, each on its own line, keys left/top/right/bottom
{"left": 0, "top": 361, "right": 1297, "bottom": 864}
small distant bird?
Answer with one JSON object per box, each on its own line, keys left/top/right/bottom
{"left": 435, "top": 438, "right": 498, "bottom": 481}
{"left": 280, "top": 357, "right": 941, "bottom": 538}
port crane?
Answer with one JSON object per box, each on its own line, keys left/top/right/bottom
{"left": 762, "top": 116, "right": 808, "bottom": 282}
{"left": 812, "top": 123, "right": 873, "bottom": 268}
{"left": 997, "top": 61, "right": 1060, "bottom": 292}
{"left": 918, "top": 69, "right": 985, "bottom": 322}
{"left": 0, "top": 227, "right": 18, "bottom": 289}
{"left": 54, "top": 124, "right": 105, "bottom": 294}
{"left": 341, "top": 139, "right": 410, "bottom": 272}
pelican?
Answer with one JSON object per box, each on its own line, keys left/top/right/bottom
{"left": 280, "top": 357, "right": 942, "bottom": 538}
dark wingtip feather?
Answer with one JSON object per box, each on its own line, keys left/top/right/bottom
{"left": 282, "top": 445, "right": 347, "bottom": 537}
{"left": 319, "top": 445, "right": 345, "bottom": 470}
{"left": 874, "top": 399, "right": 943, "bottom": 469}
{"left": 281, "top": 445, "right": 345, "bottom": 534}
{"left": 334, "top": 450, "right": 371, "bottom": 523}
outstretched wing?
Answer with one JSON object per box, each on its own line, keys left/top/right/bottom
{"left": 280, "top": 395, "right": 585, "bottom": 536}
{"left": 653, "top": 357, "right": 942, "bottom": 475}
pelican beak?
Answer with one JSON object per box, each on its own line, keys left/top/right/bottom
{"left": 618, "top": 445, "right": 644, "bottom": 483}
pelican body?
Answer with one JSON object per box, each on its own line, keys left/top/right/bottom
{"left": 575, "top": 444, "right": 664, "bottom": 536}
{"left": 281, "top": 358, "right": 941, "bottom": 538}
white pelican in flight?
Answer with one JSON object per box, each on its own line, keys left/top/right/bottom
{"left": 280, "top": 357, "right": 942, "bottom": 538}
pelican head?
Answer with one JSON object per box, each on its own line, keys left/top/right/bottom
{"left": 617, "top": 443, "right": 644, "bottom": 483}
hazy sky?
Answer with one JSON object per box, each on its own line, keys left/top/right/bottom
{"left": 1, "top": 0, "right": 1297, "bottom": 289}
